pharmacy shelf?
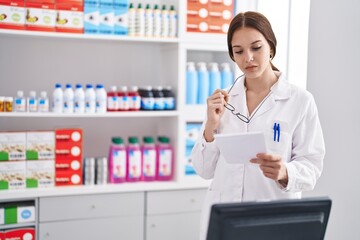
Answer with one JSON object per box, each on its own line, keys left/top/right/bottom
{"left": 0, "top": 179, "right": 210, "bottom": 201}
{"left": 0, "top": 222, "right": 36, "bottom": 231}
{"left": 0, "top": 29, "right": 179, "bottom": 43}
{"left": 0, "top": 111, "right": 179, "bottom": 118}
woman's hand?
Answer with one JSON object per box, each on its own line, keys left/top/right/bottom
{"left": 203, "top": 89, "right": 229, "bottom": 142}
{"left": 250, "top": 153, "right": 288, "bottom": 187}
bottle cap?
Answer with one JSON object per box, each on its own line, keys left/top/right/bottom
{"left": 29, "top": 91, "right": 36, "bottom": 97}
{"left": 17, "top": 90, "right": 24, "bottom": 97}
{"left": 128, "top": 137, "right": 139, "bottom": 144}
{"left": 55, "top": 83, "right": 62, "bottom": 88}
{"left": 110, "top": 86, "right": 117, "bottom": 92}
{"left": 76, "top": 84, "right": 82, "bottom": 88}
{"left": 158, "top": 136, "right": 170, "bottom": 143}
{"left": 112, "top": 137, "right": 124, "bottom": 144}
{"left": 40, "top": 91, "right": 47, "bottom": 98}
{"left": 66, "top": 84, "right": 72, "bottom": 88}
{"left": 143, "top": 136, "right": 154, "bottom": 143}
{"left": 86, "top": 84, "right": 93, "bottom": 88}
{"left": 208, "top": 62, "right": 219, "bottom": 71}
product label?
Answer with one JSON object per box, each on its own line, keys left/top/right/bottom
{"left": 26, "top": 7, "right": 56, "bottom": 28}
{"left": 140, "top": 97, "right": 154, "bottom": 110}
{"left": 154, "top": 98, "right": 165, "bottom": 110}
{"left": 107, "top": 96, "right": 119, "bottom": 110}
{"left": 143, "top": 149, "right": 156, "bottom": 177}
{"left": 28, "top": 98, "right": 37, "bottom": 112}
{"left": 14, "top": 98, "right": 26, "bottom": 112}
{"left": 56, "top": 10, "right": 84, "bottom": 29}
{"left": 128, "top": 149, "right": 141, "bottom": 178}
{"left": 0, "top": 4, "right": 25, "bottom": 27}
{"left": 129, "top": 95, "right": 141, "bottom": 110}
{"left": 158, "top": 149, "right": 172, "bottom": 176}
{"left": 112, "top": 149, "right": 126, "bottom": 178}
{"left": 164, "top": 97, "right": 175, "bottom": 110}
{"left": 118, "top": 96, "right": 129, "bottom": 110}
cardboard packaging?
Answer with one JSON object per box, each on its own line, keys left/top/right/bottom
{"left": 56, "top": 0, "right": 84, "bottom": 33}
{"left": 4, "top": 228, "right": 35, "bottom": 240}
{"left": 0, "top": 0, "right": 25, "bottom": 30}
{"left": 0, "top": 161, "right": 26, "bottom": 190}
{"left": 25, "top": 0, "right": 56, "bottom": 32}
{"left": 26, "top": 160, "right": 55, "bottom": 188}
{"left": 26, "top": 131, "right": 55, "bottom": 160}
{"left": 0, "top": 132, "right": 26, "bottom": 161}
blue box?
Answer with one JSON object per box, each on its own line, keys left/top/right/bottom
{"left": 84, "top": 5, "right": 100, "bottom": 34}
{"left": 114, "top": 6, "right": 128, "bottom": 35}
{"left": 99, "top": 7, "right": 114, "bottom": 35}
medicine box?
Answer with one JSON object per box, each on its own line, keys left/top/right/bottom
{"left": 99, "top": 6, "right": 113, "bottom": 34}
{"left": 55, "top": 158, "right": 81, "bottom": 171}
{"left": 55, "top": 171, "right": 82, "bottom": 186}
{"left": 56, "top": 0, "right": 84, "bottom": 33}
{"left": 113, "top": 4, "right": 127, "bottom": 35}
{"left": 4, "top": 228, "right": 35, "bottom": 239}
{"left": 0, "top": 0, "right": 25, "bottom": 30}
{"left": 84, "top": 4, "right": 99, "bottom": 34}
{"left": 0, "top": 208, "right": 4, "bottom": 225}
{"left": 26, "top": 131, "right": 55, "bottom": 160}
{"left": 26, "top": 160, "right": 55, "bottom": 188}
{"left": 25, "top": 0, "right": 56, "bottom": 32}
{"left": 0, "top": 161, "right": 26, "bottom": 190}
{"left": 0, "top": 132, "right": 26, "bottom": 161}
{"left": 55, "top": 128, "right": 83, "bottom": 143}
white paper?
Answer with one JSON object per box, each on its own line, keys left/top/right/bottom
{"left": 215, "top": 132, "right": 267, "bottom": 164}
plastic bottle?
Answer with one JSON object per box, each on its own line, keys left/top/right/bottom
{"left": 63, "top": 84, "right": 74, "bottom": 113}
{"left": 156, "top": 136, "right": 174, "bottom": 181}
{"left": 142, "top": 136, "right": 157, "bottom": 181}
{"left": 108, "top": 137, "right": 127, "bottom": 183}
{"left": 14, "top": 90, "right": 26, "bottom": 112}
{"left": 186, "top": 62, "right": 198, "bottom": 105}
{"left": 5, "top": 97, "right": 13, "bottom": 112}
{"left": 221, "top": 62, "right": 234, "bottom": 89}
{"left": 52, "top": 84, "right": 63, "bottom": 113}
{"left": 74, "top": 84, "right": 85, "bottom": 114}
{"left": 38, "top": 91, "right": 49, "bottom": 112}
{"left": 128, "top": 3, "right": 136, "bottom": 36}
{"left": 152, "top": 86, "right": 165, "bottom": 110}
{"left": 28, "top": 91, "right": 37, "bottom": 112}
{"left": 85, "top": 84, "right": 96, "bottom": 114}
{"left": 95, "top": 84, "right": 107, "bottom": 113}
{"left": 107, "top": 86, "right": 119, "bottom": 112}
{"left": 208, "top": 62, "right": 222, "bottom": 95}
{"left": 128, "top": 86, "right": 141, "bottom": 111}
{"left": 127, "top": 136, "right": 142, "bottom": 182}
{"left": 160, "top": 5, "right": 169, "bottom": 37}
{"left": 118, "top": 86, "right": 130, "bottom": 111}
{"left": 135, "top": 3, "right": 145, "bottom": 37}
{"left": 153, "top": 4, "right": 161, "bottom": 37}
{"left": 169, "top": 5, "right": 177, "bottom": 38}
{"left": 139, "top": 86, "right": 155, "bottom": 110}
{"left": 145, "top": 3, "right": 153, "bottom": 37}
{"left": 0, "top": 96, "right": 4, "bottom": 112}
{"left": 162, "top": 86, "right": 175, "bottom": 110}
{"left": 197, "top": 62, "right": 210, "bottom": 104}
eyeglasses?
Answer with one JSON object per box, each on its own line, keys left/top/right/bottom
{"left": 223, "top": 74, "right": 272, "bottom": 124}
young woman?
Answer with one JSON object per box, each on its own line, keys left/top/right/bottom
{"left": 191, "top": 11, "right": 325, "bottom": 240}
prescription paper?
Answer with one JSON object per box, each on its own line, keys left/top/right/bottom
{"left": 215, "top": 132, "right": 267, "bottom": 164}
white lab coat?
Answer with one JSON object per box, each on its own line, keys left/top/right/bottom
{"left": 191, "top": 73, "right": 325, "bottom": 240}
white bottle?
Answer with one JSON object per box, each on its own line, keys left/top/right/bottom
{"left": 135, "top": 3, "right": 145, "bottom": 37}
{"left": 153, "top": 4, "right": 161, "bottom": 37}
{"left": 14, "top": 90, "right": 26, "bottom": 112}
{"left": 145, "top": 3, "right": 154, "bottom": 37}
{"left": 52, "top": 84, "right": 63, "bottom": 113}
{"left": 38, "top": 91, "right": 49, "bottom": 112}
{"left": 63, "top": 84, "right": 74, "bottom": 113}
{"left": 74, "top": 84, "right": 85, "bottom": 114}
{"left": 85, "top": 84, "right": 96, "bottom": 113}
{"left": 128, "top": 3, "right": 136, "bottom": 36}
{"left": 161, "top": 5, "right": 169, "bottom": 37}
{"left": 169, "top": 5, "right": 177, "bottom": 38}
{"left": 95, "top": 84, "right": 107, "bottom": 113}
{"left": 28, "top": 91, "right": 37, "bottom": 112}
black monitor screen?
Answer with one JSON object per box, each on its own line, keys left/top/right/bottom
{"left": 206, "top": 197, "right": 331, "bottom": 240}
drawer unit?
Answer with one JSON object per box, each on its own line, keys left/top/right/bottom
{"left": 39, "top": 192, "right": 144, "bottom": 222}
{"left": 146, "top": 189, "right": 206, "bottom": 215}
{"left": 39, "top": 216, "right": 144, "bottom": 240}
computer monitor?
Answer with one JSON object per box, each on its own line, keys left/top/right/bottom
{"left": 206, "top": 197, "right": 332, "bottom": 240}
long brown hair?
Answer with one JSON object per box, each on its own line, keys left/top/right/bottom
{"left": 227, "top": 11, "right": 279, "bottom": 71}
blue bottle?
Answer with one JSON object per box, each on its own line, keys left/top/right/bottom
{"left": 186, "top": 62, "right": 198, "bottom": 105}
{"left": 208, "top": 62, "right": 221, "bottom": 95}
{"left": 197, "top": 62, "right": 210, "bottom": 104}
{"left": 221, "top": 62, "right": 234, "bottom": 89}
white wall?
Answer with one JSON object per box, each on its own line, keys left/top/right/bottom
{"left": 306, "top": 0, "right": 360, "bottom": 239}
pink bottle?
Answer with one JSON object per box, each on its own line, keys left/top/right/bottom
{"left": 108, "top": 137, "right": 127, "bottom": 183}
{"left": 142, "top": 136, "right": 157, "bottom": 181}
{"left": 156, "top": 136, "right": 174, "bottom": 181}
{"left": 126, "top": 136, "right": 142, "bottom": 182}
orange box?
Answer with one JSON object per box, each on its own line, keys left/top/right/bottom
{"left": 4, "top": 228, "right": 35, "bottom": 240}
{"left": 55, "top": 142, "right": 82, "bottom": 161}
{"left": 55, "top": 128, "right": 83, "bottom": 143}
{"left": 187, "top": 0, "right": 209, "bottom": 33}
{"left": 25, "top": 0, "right": 56, "bottom": 32}
{"left": 208, "top": 0, "right": 233, "bottom": 33}
{"left": 55, "top": 158, "right": 82, "bottom": 171}
{"left": 0, "top": 0, "right": 25, "bottom": 30}
{"left": 55, "top": 170, "right": 82, "bottom": 186}
{"left": 56, "top": 0, "right": 84, "bottom": 33}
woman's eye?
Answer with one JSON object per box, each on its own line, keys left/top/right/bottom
{"left": 234, "top": 50, "right": 243, "bottom": 54}
{"left": 252, "top": 46, "right": 262, "bottom": 51}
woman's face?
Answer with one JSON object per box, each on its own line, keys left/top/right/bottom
{"left": 231, "top": 27, "right": 273, "bottom": 79}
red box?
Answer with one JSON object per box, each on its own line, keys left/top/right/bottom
{"left": 55, "top": 128, "right": 83, "bottom": 143}
{"left": 0, "top": 0, "right": 25, "bottom": 30}
{"left": 25, "top": 0, "right": 56, "bottom": 32}
{"left": 187, "top": 0, "right": 209, "bottom": 33}
{"left": 56, "top": 0, "right": 84, "bottom": 33}
{"left": 55, "top": 142, "right": 82, "bottom": 160}
{"left": 4, "top": 228, "right": 35, "bottom": 240}
{"left": 0, "top": 231, "right": 3, "bottom": 240}
{"left": 55, "top": 170, "right": 82, "bottom": 186}
{"left": 55, "top": 158, "right": 82, "bottom": 171}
